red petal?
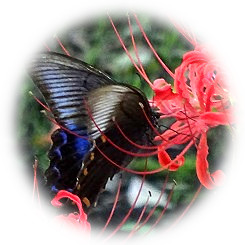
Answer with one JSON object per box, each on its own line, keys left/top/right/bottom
{"left": 200, "top": 112, "right": 230, "bottom": 126}
{"left": 182, "top": 50, "right": 207, "bottom": 64}
{"left": 153, "top": 78, "right": 168, "bottom": 88}
{"left": 158, "top": 148, "right": 185, "bottom": 171}
{"left": 51, "top": 190, "right": 82, "bottom": 211}
{"left": 55, "top": 214, "right": 91, "bottom": 232}
{"left": 204, "top": 84, "right": 215, "bottom": 111}
{"left": 51, "top": 190, "right": 91, "bottom": 232}
{"left": 158, "top": 149, "right": 171, "bottom": 166}
{"left": 211, "top": 170, "right": 225, "bottom": 186}
{"left": 153, "top": 79, "right": 177, "bottom": 101}
{"left": 168, "top": 156, "right": 185, "bottom": 171}
{"left": 196, "top": 133, "right": 225, "bottom": 189}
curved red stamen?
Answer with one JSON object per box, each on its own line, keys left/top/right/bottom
{"left": 108, "top": 15, "right": 153, "bottom": 88}
{"left": 139, "top": 102, "right": 168, "bottom": 142}
{"left": 133, "top": 174, "right": 169, "bottom": 232}
{"left": 29, "top": 91, "right": 51, "bottom": 112}
{"left": 43, "top": 42, "right": 51, "bottom": 52}
{"left": 144, "top": 183, "right": 175, "bottom": 235}
{"left": 104, "top": 173, "right": 146, "bottom": 241}
{"left": 101, "top": 137, "right": 158, "bottom": 157}
{"left": 127, "top": 15, "right": 150, "bottom": 81}
{"left": 54, "top": 35, "right": 71, "bottom": 56}
{"left": 170, "top": 19, "right": 197, "bottom": 47}
{"left": 168, "top": 185, "right": 202, "bottom": 230}
{"left": 133, "top": 13, "right": 175, "bottom": 79}
{"left": 125, "top": 192, "right": 151, "bottom": 240}
{"left": 44, "top": 114, "right": 89, "bottom": 140}
{"left": 95, "top": 144, "right": 164, "bottom": 175}
{"left": 99, "top": 177, "right": 122, "bottom": 235}
{"left": 113, "top": 118, "right": 159, "bottom": 150}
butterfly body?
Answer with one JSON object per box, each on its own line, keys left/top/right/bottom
{"left": 29, "top": 52, "right": 157, "bottom": 211}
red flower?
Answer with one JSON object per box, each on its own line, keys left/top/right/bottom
{"left": 153, "top": 47, "right": 232, "bottom": 188}
{"left": 109, "top": 14, "right": 233, "bottom": 189}
{"left": 51, "top": 190, "right": 91, "bottom": 233}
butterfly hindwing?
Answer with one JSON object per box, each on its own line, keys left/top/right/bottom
{"left": 45, "top": 128, "right": 91, "bottom": 193}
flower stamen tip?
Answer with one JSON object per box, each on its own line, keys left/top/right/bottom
{"left": 101, "top": 135, "right": 107, "bottom": 143}
{"left": 83, "top": 168, "right": 88, "bottom": 176}
{"left": 82, "top": 197, "right": 91, "bottom": 208}
{"left": 138, "top": 102, "right": 144, "bottom": 109}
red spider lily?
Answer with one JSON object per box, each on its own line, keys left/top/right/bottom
{"left": 153, "top": 47, "right": 231, "bottom": 188}
{"left": 110, "top": 14, "right": 233, "bottom": 189}
{"left": 51, "top": 190, "right": 91, "bottom": 234}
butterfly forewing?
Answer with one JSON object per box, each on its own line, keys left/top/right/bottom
{"left": 29, "top": 52, "right": 116, "bottom": 133}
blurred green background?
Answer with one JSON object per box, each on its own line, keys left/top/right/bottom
{"left": 18, "top": 14, "right": 230, "bottom": 234}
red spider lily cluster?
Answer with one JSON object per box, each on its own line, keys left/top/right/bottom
{"left": 32, "top": 14, "right": 233, "bottom": 240}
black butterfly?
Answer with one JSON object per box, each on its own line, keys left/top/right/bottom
{"left": 29, "top": 52, "right": 158, "bottom": 211}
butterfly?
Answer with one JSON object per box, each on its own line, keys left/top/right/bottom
{"left": 29, "top": 52, "right": 158, "bottom": 211}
